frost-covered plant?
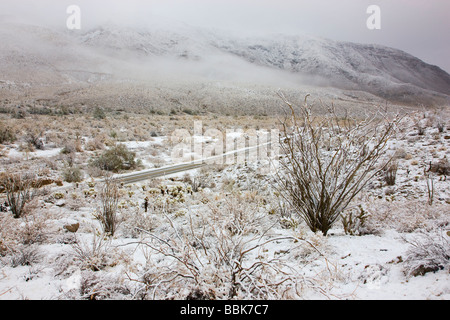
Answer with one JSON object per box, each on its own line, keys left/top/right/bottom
{"left": 0, "top": 173, "right": 40, "bottom": 219}
{"left": 78, "top": 271, "right": 131, "bottom": 300}
{"left": 90, "top": 143, "right": 138, "bottom": 173}
{"left": 403, "top": 230, "right": 450, "bottom": 277}
{"left": 275, "top": 93, "right": 399, "bottom": 235}
{"left": 62, "top": 166, "right": 83, "bottom": 183}
{"left": 0, "top": 121, "right": 16, "bottom": 144}
{"left": 95, "top": 176, "right": 121, "bottom": 236}
{"left": 131, "top": 197, "right": 301, "bottom": 300}
{"left": 384, "top": 161, "right": 398, "bottom": 186}
{"left": 340, "top": 205, "right": 371, "bottom": 236}
{"left": 7, "top": 245, "right": 42, "bottom": 267}
{"left": 70, "top": 233, "right": 121, "bottom": 272}
{"left": 121, "top": 208, "right": 158, "bottom": 238}
{"left": 366, "top": 200, "right": 448, "bottom": 233}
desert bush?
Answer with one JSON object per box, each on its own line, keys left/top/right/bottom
{"left": 92, "top": 106, "right": 106, "bottom": 120}
{"left": 62, "top": 166, "right": 83, "bottom": 183}
{"left": 340, "top": 205, "right": 371, "bottom": 236}
{"left": 121, "top": 208, "right": 157, "bottom": 238}
{"left": 8, "top": 245, "right": 42, "bottom": 267}
{"left": 19, "top": 205, "right": 50, "bottom": 245}
{"left": 0, "top": 122, "right": 16, "bottom": 144}
{"left": 275, "top": 93, "right": 398, "bottom": 235}
{"left": 0, "top": 173, "right": 40, "bottom": 218}
{"left": 90, "top": 143, "right": 138, "bottom": 173}
{"left": 25, "top": 129, "right": 44, "bottom": 150}
{"left": 131, "top": 196, "right": 301, "bottom": 299}
{"left": 0, "top": 203, "right": 53, "bottom": 259}
{"left": 86, "top": 136, "right": 105, "bottom": 151}
{"left": 403, "top": 230, "right": 450, "bottom": 277}
{"left": 61, "top": 140, "right": 82, "bottom": 154}
{"left": 78, "top": 271, "right": 131, "bottom": 300}
{"left": 94, "top": 177, "right": 121, "bottom": 236}
{"left": 70, "top": 233, "right": 118, "bottom": 271}
{"left": 13, "top": 109, "right": 27, "bottom": 119}
{"left": 363, "top": 199, "right": 448, "bottom": 233}
{"left": 384, "top": 161, "right": 398, "bottom": 186}
{"left": 182, "top": 172, "right": 210, "bottom": 192}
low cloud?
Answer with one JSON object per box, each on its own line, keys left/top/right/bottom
{"left": 0, "top": 0, "right": 449, "bottom": 72}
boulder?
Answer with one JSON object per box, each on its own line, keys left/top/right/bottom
{"left": 64, "top": 222, "right": 80, "bottom": 233}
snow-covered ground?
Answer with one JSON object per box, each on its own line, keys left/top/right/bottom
{"left": 0, "top": 112, "right": 449, "bottom": 300}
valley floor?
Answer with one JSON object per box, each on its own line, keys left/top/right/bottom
{"left": 0, "top": 110, "right": 449, "bottom": 300}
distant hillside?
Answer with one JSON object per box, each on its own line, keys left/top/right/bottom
{"left": 0, "top": 18, "right": 449, "bottom": 107}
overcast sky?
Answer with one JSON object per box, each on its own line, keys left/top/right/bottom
{"left": 1, "top": 0, "right": 449, "bottom": 72}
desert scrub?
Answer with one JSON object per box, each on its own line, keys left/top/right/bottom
{"left": 132, "top": 202, "right": 301, "bottom": 299}
{"left": 363, "top": 199, "right": 448, "bottom": 233}
{"left": 62, "top": 166, "right": 83, "bottom": 183}
{"left": 0, "top": 172, "right": 40, "bottom": 219}
{"left": 0, "top": 121, "right": 16, "bottom": 144}
{"left": 70, "top": 233, "right": 124, "bottom": 271}
{"left": 275, "top": 93, "right": 399, "bottom": 235}
{"left": 340, "top": 205, "right": 372, "bottom": 236}
{"left": 403, "top": 230, "right": 450, "bottom": 277}
{"left": 89, "top": 143, "right": 139, "bottom": 173}
{"left": 94, "top": 177, "right": 121, "bottom": 236}
{"left": 383, "top": 161, "right": 398, "bottom": 186}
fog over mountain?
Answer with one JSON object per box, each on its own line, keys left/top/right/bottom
{"left": 0, "top": 11, "right": 449, "bottom": 110}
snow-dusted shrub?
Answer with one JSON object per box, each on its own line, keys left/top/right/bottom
{"left": 18, "top": 204, "right": 51, "bottom": 245}
{"left": 0, "top": 172, "right": 40, "bottom": 218}
{"left": 0, "top": 121, "right": 16, "bottom": 144}
{"left": 85, "top": 136, "right": 105, "bottom": 151}
{"left": 94, "top": 177, "right": 121, "bottom": 236}
{"left": 131, "top": 195, "right": 301, "bottom": 299}
{"left": 365, "top": 200, "right": 449, "bottom": 233}
{"left": 403, "top": 230, "right": 450, "bottom": 277}
{"left": 340, "top": 205, "right": 372, "bottom": 236}
{"left": 121, "top": 208, "right": 158, "bottom": 238}
{"left": 70, "top": 233, "right": 121, "bottom": 271}
{"left": 275, "top": 93, "right": 399, "bottom": 235}
{"left": 60, "top": 139, "right": 82, "bottom": 154}
{"left": 25, "top": 128, "right": 44, "bottom": 150}
{"left": 90, "top": 143, "right": 138, "bottom": 173}
{"left": 62, "top": 166, "right": 83, "bottom": 183}
{"left": 78, "top": 271, "right": 131, "bottom": 300}
{"left": 7, "top": 245, "right": 42, "bottom": 267}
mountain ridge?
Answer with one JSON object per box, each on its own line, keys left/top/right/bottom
{"left": 1, "top": 19, "right": 449, "bottom": 107}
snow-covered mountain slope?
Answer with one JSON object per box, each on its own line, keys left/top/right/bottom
{"left": 212, "top": 34, "right": 450, "bottom": 104}
{"left": 1, "top": 18, "right": 449, "bottom": 106}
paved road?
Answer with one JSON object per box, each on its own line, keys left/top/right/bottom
{"left": 112, "top": 160, "right": 207, "bottom": 184}
{"left": 111, "top": 139, "right": 277, "bottom": 185}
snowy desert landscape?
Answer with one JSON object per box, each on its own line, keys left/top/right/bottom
{"left": 0, "top": 1, "right": 449, "bottom": 301}
{"left": 0, "top": 107, "right": 449, "bottom": 300}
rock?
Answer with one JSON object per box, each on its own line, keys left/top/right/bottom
{"left": 55, "top": 199, "right": 66, "bottom": 207}
{"left": 64, "top": 222, "right": 80, "bottom": 233}
{"left": 384, "top": 187, "right": 396, "bottom": 196}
